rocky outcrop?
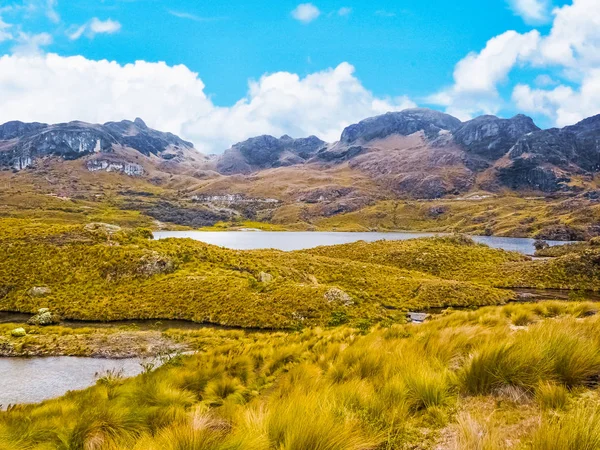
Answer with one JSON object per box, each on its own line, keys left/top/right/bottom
{"left": 27, "top": 308, "right": 60, "bottom": 326}
{"left": 216, "top": 134, "right": 325, "bottom": 174}
{"left": 339, "top": 108, "right": 462, "bottom": 144}
{"left": 453, "top": 114, "right": 540, "bottom": 160}
{"left": 324, "top": 288, "right": 354, "bottom": 306}
{"left": 86, "top": 160, "right": 144, "bottom": 176}
{"left": 0, "top": 118, "right": 197, "bottom": 171}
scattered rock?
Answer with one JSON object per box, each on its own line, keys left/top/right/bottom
{"left": 11, "top": 328, "right": 26, "bottom": 338}
{"left": 428, "top": 205, "right": 448, "bottom": 218}
{"left": 27, "top": 308, "right": 60, "bottom": 326}
{"left": 137, "top": 252, "right": 175, "bottom": 277}
{"left": 407, "top": 312, "right": 430, "bottom": 323}
{"left": 324, "top": 288, "right": 353, "bottom": 306}
{"left": 259, "top": 272, "right": 274, "bottom": 283}
{"left": 84, "top": 222, "right": 122, "bottom": 235}
{"left": 534, "top": 239, "right": 550, "bottom": 251}
{"left": 28, "top": 286, "right": 51, "bottom": 297}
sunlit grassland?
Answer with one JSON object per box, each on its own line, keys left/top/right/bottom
{"left": 3, "top": 219, "right": 600, "bottom": 329}
{"left": 314, "top": 196, "right": 600, "bottom": 238}
{"left": 3, "top": 302, "right": 600, "bottom": 449}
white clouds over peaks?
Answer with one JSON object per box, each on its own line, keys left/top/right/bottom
{"left": 0, "top": 55, "right": 415, "bottom": 152}
{"left": 185, "top": 62, "right": 415, "bottom": 150}
{"left": 507, "top": 0, "right": 551, "bottom": 24}
{"left": 291, "top": 3, "right": 320, "bottom": 23}
{"left": 68, "top": 18, "right": 121, "bottom": 40}
{"left": 428, "top": 30, "right": 540, "bottom": 119}
{"left": 430, "top": 0, "right": 600, "bottom": 124}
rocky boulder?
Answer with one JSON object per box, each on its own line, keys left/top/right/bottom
{"left": 28, "top": 286, "right": 51, "bottom": 297}
{"left": 324, "top": 288, "right": 354, "bottom": 306}
{"left": 27, "top": 308, "right": 60, "bottom": 326}
{"left": 11, "top": 328, "right": 27, "bottom": 337}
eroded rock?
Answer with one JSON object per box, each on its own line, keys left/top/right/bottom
{"left": 324, "top": 288, "right": 353, "bottom": 306}
{"left": 28, "top": 286, "right": 51, "bottom": 297}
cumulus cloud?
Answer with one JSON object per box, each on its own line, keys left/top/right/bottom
{"left": 513, "top": 70, "right": 600, "bottom": 126}
{"left": 428, "top": 30, "right": 540, "bottom": 119}
{"left": 291, "top": 3, "right": 320, "bottom": 23}
{"left": 185, "top": 62, "right": 415, "bottom": 150}
{"left": 337, "top": 7, "right": 352, "bottom": 16}
{"left": 507, "top": 0, "right": 551, "bottom": 24}
{"left": 0, "top": 54, "right": 415, "bottom": 152}
{"left": 429, "top": 0, "right": 600, "bottom": 124}
{"left": 68, "top": 18, "right": 121, "bottom": 40}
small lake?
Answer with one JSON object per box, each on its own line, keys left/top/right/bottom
{"left": 153, "top": 231, "right": 571, "bottom": 255}
{"left": 0, "top": 356, "right": 147, "bottom": 408}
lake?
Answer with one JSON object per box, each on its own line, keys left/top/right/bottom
{"left": 153, "top": 231, "right": 571, "bottom": 255}
{"left": 0, "top": 356, "right": 148, "bottom": 408}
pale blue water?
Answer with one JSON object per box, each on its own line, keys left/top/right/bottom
{"left": 0, "top": 357, "right": 146, "bottom": 407}
{"left": 153, "top": 231, "right": 571, "bottom": 255}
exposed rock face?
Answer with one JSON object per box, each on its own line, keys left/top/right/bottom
{"left": 494, "top": 115, "right": 600, "bottom": 191}
{"left": 340, "top": 108, "right": 462, "bottom": 143}
{"left": 86, "top": 160, "right": 144, "bottom": 176}
{"left": 216, "top": 134, "right": 325, "bottom": 174}
{"left": 0, "top": 118, "right": 197, "bottom": 171}
{"left": 453, "top": 114, "right": 540, "bottom": 160}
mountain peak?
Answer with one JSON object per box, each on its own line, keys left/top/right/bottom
{"left": 133, "top": 118, "right": 148, "bottom": 129}
{"left": 340, "top": 108, "right": 462, "bottom": 143}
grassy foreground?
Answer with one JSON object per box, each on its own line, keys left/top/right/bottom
{"left": 3, "top": 302, "right": 600, "bottom": 449}
{"left": 3, "top": 218, "right": 600, "bottom": 329}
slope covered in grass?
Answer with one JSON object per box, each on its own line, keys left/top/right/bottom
{"left": 3, "top": 302, "right": 600, "bottom": 449}
{"left": 306, "top": 235, "right": 600, "bottom": 291}
{"left": 0, "top": 223, "right": 514, "bottom": 329}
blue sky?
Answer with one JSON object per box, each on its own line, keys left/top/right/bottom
{"left": 0, "top": 0, "right": 597, "bottom": 152}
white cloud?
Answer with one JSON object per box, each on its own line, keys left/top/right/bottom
{"left": 338, "top": 7, "right": 352, "bottom": 16}
{"left": 185, "top": 62, "right": 416, "bottom": 149}
{"left": 536, "top": 0, "right": 600, "bottom": 69}
{"left": 513, "top": 70, "right": 600, "bottom": 126}
{"left": 0, "top": 54, "right": 415, "bottom": 152}
{"left": 45, "top": 0, "right": 59, "bottom": 23}
{"left": 68, "top": 18, "right": 121, "bottom": 40}
{"left": 507, "top": 0, "right": 550, "bottom": 24}
{"left": 291, "top": 3, "right": 320, "bottom": 23}
{"left": 428, "top": 30, "right": 540, "bottom": 119}
{"left": 0, "top": 16, "right": 12, "bottom": 42}
{"left": 428, "top": 0, "right": 600, "bottom": 124}
{"left": 11, "top": 31, "right": 52, "bottom": 54}
{"left": 89, "top": 18, "right": 121, "bottom": 35}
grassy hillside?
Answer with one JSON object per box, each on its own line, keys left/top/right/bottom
{"left": 3, "top": 302, "right": 600, "bottom": 449}
{"left": 0, "top": 222, "right": 515, "bottom": 329}
{"left": 306, "top": 235, "right": 600, "bottom": 291}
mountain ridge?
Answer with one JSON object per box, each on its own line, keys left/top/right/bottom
{"left": 2, "top": 108, "right": 600, "bottom": 198}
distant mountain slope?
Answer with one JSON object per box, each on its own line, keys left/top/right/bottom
{"left": 216, "top": 134, "right": 326, "bottom": 174}
{"left": 0, "top": 118, "right": 200, "bottom": 173}
{"left": 3, "top": 108, "right": 600, "bottom": 199}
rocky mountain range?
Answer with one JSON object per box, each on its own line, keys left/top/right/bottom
{"left": 2, "top": 108, "right": 600, "bottom": 199}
